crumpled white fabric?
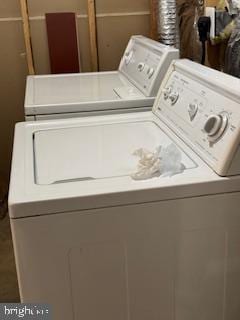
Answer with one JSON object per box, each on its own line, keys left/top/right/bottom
{"left": 131, "top": 144, "right": 185, "bottom": 181}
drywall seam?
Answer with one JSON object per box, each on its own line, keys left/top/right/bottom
{"left": 0, "top": 17, "right": 22, "bottom": 22}
{"left": 0, "top": 11, "right": 150, "bottom": 22}
{"left": 96, "top": 11, "right": 150, "bottom": 18}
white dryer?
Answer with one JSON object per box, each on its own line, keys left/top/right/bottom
{"left": 25, "top": 35, "right": 179, "bottom": 121}
{"left": 9, "top": 60, "right": 240, "bottom": 320}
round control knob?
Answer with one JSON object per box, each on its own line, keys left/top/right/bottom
{"left": 163, "top": 87, "right": 172, "bottom": 100}
{"left": 204, "top": 113, "right": 228, "bottom": 142}
{"left": 204, "top": 115, "right": 222, "bottom": 136}
{"left": 169, "top": 92, "right": 179, "bottom": 105}
{"left": 124, "top": 51, "right": 133, "bottom": 65}
{"left": 137, "top": 62, "right": 145, "bottom": 72}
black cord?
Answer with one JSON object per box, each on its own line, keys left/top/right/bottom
{"left": 198, "top": 16, "right": 211, "bottom": 65}
{"left": 0, "top": 192, "right": 8, "bottom": 220}
{"left": 201, "top": 40, "right": 206, "bottom": 65}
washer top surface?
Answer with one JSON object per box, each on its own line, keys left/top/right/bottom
{"left": 34, "top": 120, "right": 195, "bottom": 185}
{"left": 9, "top": 112, "right": 228, "bottom": 219}
{"left": 24, "top": 36, "right": 179, "bottom": 116}
{"left": 29, "top": 72, "right": 144, "bottom": 105}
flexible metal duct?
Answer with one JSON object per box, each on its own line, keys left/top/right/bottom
{"left": 158, "top": 0, "right": 179, "bottom": 47}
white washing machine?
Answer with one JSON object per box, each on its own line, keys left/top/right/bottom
{"left": 9, "top": 60, "right": 240, "bottom": 320}
{"left": 25, "top": 35, "right": 179, "bottom": 121}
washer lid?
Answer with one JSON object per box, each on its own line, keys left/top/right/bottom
{"left": 34, "top": 121, "right": 195, "bottom": 185}
{"left": 25, "top": 72, "right": 146, "bottom": 115}
{"left": 28, "top": 72, "right": 137, "bottom": 105}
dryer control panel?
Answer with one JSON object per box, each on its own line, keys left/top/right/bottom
{"left": 119, "top": 35, "right": 179, "bottom": 97}
{"left": 154, "top": 59, "right": 240, "bottom": 176}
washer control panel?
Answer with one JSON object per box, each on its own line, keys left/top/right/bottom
{"left": 119, "top": 36, "right": 179, "bottom": 97}
{"left": 154, "top": 60, "right": 240, "bottom": 176}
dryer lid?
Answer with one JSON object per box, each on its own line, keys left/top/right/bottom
{"left": 33, "top": 121, "right": 195, "bottom": 185}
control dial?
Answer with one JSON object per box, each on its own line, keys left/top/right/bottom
{"left": 124, "top": 51, "right": 133, "bottom": 65}
{"left": 203, "top": 113, "right": 228, "bottom": 142}
{"left": 169, "top": 91, "right": 179, "bottom": 105}
{"left": 163, "top": 87, "right": 172, "bottom": 100}
{"left": 137, "top": 62, "right": 145, "bottom": 72}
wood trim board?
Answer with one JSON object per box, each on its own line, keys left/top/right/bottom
{"left": 19, "top": 0, "right": 35, "bottom": 75}
{"left": 87, "top": 0, "right": 99, "bottom": 71}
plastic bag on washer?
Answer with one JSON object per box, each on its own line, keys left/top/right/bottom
{"left": 131, "top": 144, "right": 185, "bottom": 181}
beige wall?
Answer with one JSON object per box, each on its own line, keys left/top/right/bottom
{"left": 0, "top": 0, "right": 150, "bottom": 183}
{"left": 29, "top": 0, "right": 150, "bottom": 74}
{"left": 0, "top": 8, "right": 27, "bottom": 182}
